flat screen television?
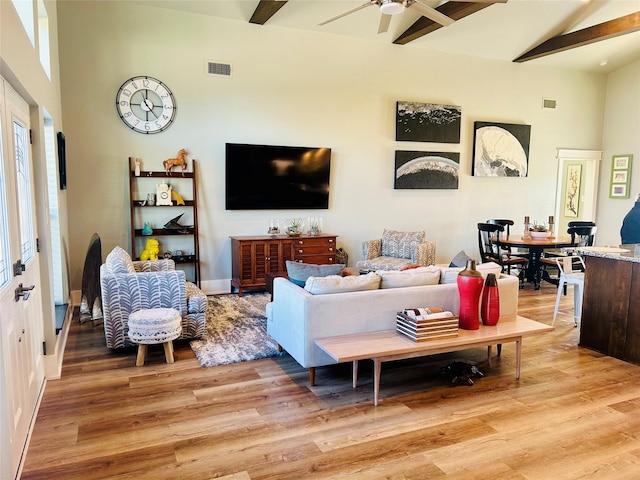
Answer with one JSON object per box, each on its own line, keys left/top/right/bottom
{"left": 225, "top": 143, "right": 331, "bottom": 210}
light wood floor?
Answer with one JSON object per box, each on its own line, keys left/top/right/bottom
{"left": 21, "top": 281, "right": 640, "bottom": 479}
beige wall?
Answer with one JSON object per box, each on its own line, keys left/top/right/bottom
{"left": 57, "top": 1, "right": 621, "bottom": 293}
{"left": 597, "top": 59, "right": 640, "bottom": 246}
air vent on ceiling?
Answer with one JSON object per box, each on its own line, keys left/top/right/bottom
{"left": 206, "top": 61, "right": 232, "bottom": 77}
{"left": 542, "top": 98, "right": 557, "bottom": 109}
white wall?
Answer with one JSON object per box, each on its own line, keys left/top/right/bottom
{"left": 57, "top": 1, "right": 614, "bottom": 293}
{"left": 596, "top": 59, "right": 640, "bottom": 247}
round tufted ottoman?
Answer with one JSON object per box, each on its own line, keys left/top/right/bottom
{"left": 128, "top": 308, "right": 182, "bottom": 366}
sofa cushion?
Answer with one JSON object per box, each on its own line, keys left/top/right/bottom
{"left": 381, "top": 229, "right": 425, "bottom": 261}
{"left": 105, "top": 246, "right": 135, "bottom": 274}
{"left": 304, "top": 272, "right": 381, "bottom": 295}
{"left": 440, "top": 262, "right": 502, "bottom": 284}
{"left": 377, "top": 266, "right": 441, "bottom": 289}
{"left": 286, "top": 261, "right": 346, "bottom": 287}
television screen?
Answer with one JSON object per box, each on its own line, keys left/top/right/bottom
{"left": 225, "top": 143, "right": 331, "bottom": 210}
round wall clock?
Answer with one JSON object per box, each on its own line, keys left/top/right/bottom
{"left": 116, "top": 76, "right": 176, "bottom": 134}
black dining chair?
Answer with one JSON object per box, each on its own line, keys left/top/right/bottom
{"left": 477, "top": 223, "right": 527, "bottom": 288}
{"left": 485, "top": 219, "right": 529, "bottom": 269}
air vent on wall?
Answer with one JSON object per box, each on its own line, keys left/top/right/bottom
{"left": 542, "top": 98, "right": 557, "bottom": 109}
{"left": 206, "top": 61, "right": 232, "bottom": 77}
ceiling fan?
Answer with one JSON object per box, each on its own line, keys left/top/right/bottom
{"left": 319, "top": 0, "right": 507, "bottom": 34}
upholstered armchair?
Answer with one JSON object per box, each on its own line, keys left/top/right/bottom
{"left": 100, "top": 246, "right": 207, "bottom": 349}
{"left": 356, "top": 229, "right": 436, "bottom": 271}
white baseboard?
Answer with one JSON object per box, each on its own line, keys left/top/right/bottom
{"left": 44, "top": 300, "right": 75, "bottom": 380}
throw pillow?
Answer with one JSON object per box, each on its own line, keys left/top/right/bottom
{"left": 304, "top": 272, "right": 381, "bottom": 295}
{"left": 105, "top": 246, "right": 135, "bottom": 274}
{"left": 286, "top": 261, "right": 346, "bottom": 287}
{"left": 377, "top": 266, "right": 441, "bottom": 289}
{"left": 440, "top": 262, "right": 502, "bottom": 284}
{"left": 381, "top": 229, "right": 425, "bottom": 262}
{"left": 449, "top": 250, "right": 475, "bottom": 267}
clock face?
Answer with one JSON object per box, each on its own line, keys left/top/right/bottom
{"left": 116, "top": 76, "right": 176, "bottom": 134}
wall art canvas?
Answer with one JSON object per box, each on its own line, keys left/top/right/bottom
{"left": 396, "top": 102, "right": 461, "bottom": 143}
{"left": 472, "top": 121, "right": 531, "bottom": 177}
{"left": 564, "top": 164, "right": 581, "bottom": 217}
{"left": 394, "top": 151, "right": 460, "bottom": 189}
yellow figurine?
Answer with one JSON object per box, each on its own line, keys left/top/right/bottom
{"left": 140, "top": 238, "right": 160, "bottom": 261}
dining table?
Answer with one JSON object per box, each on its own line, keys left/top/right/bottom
{"left": 497, "top": 234, "right": 577, "bottom": 289}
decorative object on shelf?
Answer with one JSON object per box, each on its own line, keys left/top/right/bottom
{"left": 116, "top": 76, "right": 176, "bottom": 134}
{"left": 163, "top": 251, "right": 172, "bottom": 259}
{"left": 156, "top": 181, "right": 172, "bottom": 206}
{"left": 163, "top": 213, "right": 192, "bottom": 233}
{"left": 308, "top": 217, "right": 322, "bottom": 235}
{"left": 609, "top": 154, "right": 633, "bottom": 198}
{"left": 140, "top": 238, "right": 160, "bottom": 261}
{"left": 171, "top": 189, "right": 185, "bottom": 205}
{"left": 163, "top": 148, "right": 188, "bottom": 176}
{"left": 286, "top": 218, "right": 303, "bottom": 236}
{"left": 267, "top": 218, "right": 280, "bottom": 235}
{"left": 456, "top": 259, "right": 484, "bottom": 330}
{"left": 472, "top": 121, "right": 531, "bottom": 177}
{"left": 481, "top": 273, "right": 500, "bottom": 326}
{"left": 134, "top": 157, "right": 141, "bottom": 176}
{"left": 141, "top": 222, "right": 153, "bottom": 235}
{"left": 146, "top": 193, "right": 155, "bottom": 206}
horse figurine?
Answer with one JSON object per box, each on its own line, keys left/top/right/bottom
{"left": 163, "top": 149, "right": 188, "bottom": 176}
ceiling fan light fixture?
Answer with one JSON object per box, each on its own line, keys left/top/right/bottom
{"left": 380, "top": 0, "right": 405, "bottom": 15}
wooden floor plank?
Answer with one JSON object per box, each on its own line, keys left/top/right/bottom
{"left": 20, "top": 282, "right": 640, "bottom": 479}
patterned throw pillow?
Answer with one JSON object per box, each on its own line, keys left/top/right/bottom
{"left": 286, "top": 261, "right": 346, "bottom": 287}
{"left": 105, "top": 246, "right": 135, "bottom": 274}
{"left": 381, "top": 229, "right": 425, "bottom": 261}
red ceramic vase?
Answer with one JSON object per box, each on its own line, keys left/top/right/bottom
{"left": 457, "top": 260, "right": 484, "bottom": 330}
{"left": 481, "top": 272, "right": 501, "bottom": 326}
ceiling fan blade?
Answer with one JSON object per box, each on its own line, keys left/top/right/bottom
{"left": 378, "top": 14, "right": 392, "bottom": 34}
{"left": 409, "top": 0, "right": 455, "bottom": 26}
{"left": 318, "top": 1, "right": 378, "bottom": 26}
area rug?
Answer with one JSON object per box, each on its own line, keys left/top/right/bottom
{"left": 190, "top": 292, "right": 283, "bottom": 367}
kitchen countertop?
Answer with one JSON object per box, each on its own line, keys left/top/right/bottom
{"left": 577, "top": 244, "right": 640, "bottom": 263}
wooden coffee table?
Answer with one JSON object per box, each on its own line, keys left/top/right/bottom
{"left": 315, "top": 315, "right": 553, "bottom": 406}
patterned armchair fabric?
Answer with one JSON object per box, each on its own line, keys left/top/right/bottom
{"left": 100, "top": 247, "right": 207, "bottom": 349}
{"left": 356, "top": 229, "right": 436, "bottom": 271}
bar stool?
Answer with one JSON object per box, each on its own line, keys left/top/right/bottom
{"left": 552, "top": 256, "right": 585, "bottom": 327}
{"left": 128, "top": 308, "right": 182, "bottom": 366}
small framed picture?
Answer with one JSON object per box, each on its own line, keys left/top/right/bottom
{"left": 613, "top": 155, "right": 630, "bottom": 170}
{"left": 611, "top": 184, "right": 627, "bottom": 197}
{"left": 612, "top": 170, "right": 628, "bottom": 184}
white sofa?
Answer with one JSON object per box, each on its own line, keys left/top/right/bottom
{"left": 266, "top": 267, "right": 519, "bottom": 385}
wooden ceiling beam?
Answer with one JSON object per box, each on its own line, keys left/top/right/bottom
{"left": 514, "top": 12, "right": 640, "bottom": 63}
{"left": 394, "top": 2, "right": 494, "bottom": 45}
{"left": 249, "top": 0, "right": 288, "bottom": 25}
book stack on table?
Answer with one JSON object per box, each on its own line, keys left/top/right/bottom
{"left": 396, "top": 308, "right": 459, "bottom": 342}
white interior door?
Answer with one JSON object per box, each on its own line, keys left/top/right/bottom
{"left": 0, "top": 77, "right": 45, "bottom": 479}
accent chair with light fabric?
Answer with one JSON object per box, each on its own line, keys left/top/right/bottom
{"left": 100, "top": 246, "right": 207, "bottom": 349}
{"left": 356, "top": 229, "right": 436, "bottom": 271}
